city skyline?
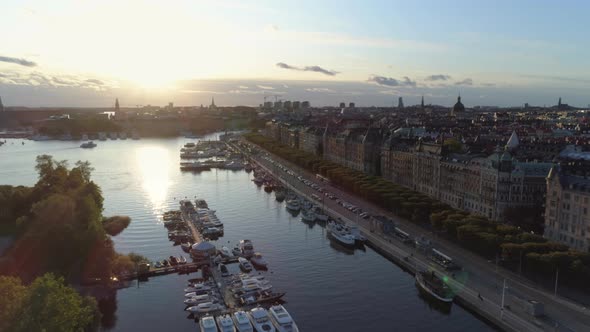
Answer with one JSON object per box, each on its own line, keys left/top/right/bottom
{"left": 1, "top": 0, "right": 590, "bottom": 107}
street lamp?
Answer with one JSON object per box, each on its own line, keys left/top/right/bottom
{"left": 501, "top": 278, "right": 507, "bottom": 319}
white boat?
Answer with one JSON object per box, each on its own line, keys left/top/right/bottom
{"left": 232, "top": 310, "right": 254, "bottom": 332}
{"left": 181, "top": 242, "right": 192, "bottom": 252}
{"left": 185, "top": 302, "right": 222, "bottom": 314}
{"left": 80, "top": 141, "right": 97, "bottom": 148}
{"left": 248, "top": 307, "right": 276, "bottom": 332}
{"left": 239, "top": 239, "right": 254, "bottom": 258}
{"left": 415, "top": 270, "right": 455, "bottom": 303}
{"left": 178, "top": 255, "right": 187, "bottom": 264}
{"left": 217, "top": 314, "right": 237, "bottom": 332}
{"left": 300, "top": 209, "right": 316, "bottom": 223}
{"left": 313, "top": 207, "right": 329, "bottom": 222}
{"left": 199, "top": 315, "right": 218, "bottom": 332}
{"left": 285, "top": 199, "right": 300, "bottom": 212}
{"left": 326, "top": 220, "right": 355, "bottom": 246}
{"left": 184, "top": 294, "right": 216, "bottom": 306}
{"left": 269, "top": 305, "right": 299, "bottom": 332}
{"left": 250, "top": 252, "right": 268, "bottom": 269}
{"left": 238, "top": 257, "right": 253, "bottom": 272}
{"left": 184, "top": 283, "right": 211, "bottom": 293}
{"left": 220, "top": 246, "right": 233, "bottom": 258}
{"left": 347, "top": 225, "right": 366, "bottom": 243}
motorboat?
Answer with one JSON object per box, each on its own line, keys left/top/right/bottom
{"left": 313, "top": 207, "right": 329, "bottom": 222}
{"left": 195, "top": 199, "right": 209, "bottom": 209}
{"left": 219, "top": 263, "right": 230, "bottom": 277}
{"left": 217, "top": 314, "right": 237, "bottom": 332}
{"left": 300, "top": 209, "right": 316, "bottom": 223}
{"left": 239, "top": 239, "right": 254, "bottom": 258}
{"left": 415, "top": 270, "right": 455, "bottom": 303}
{"left": 80, "top": 141, "right": 97, "bottom": 148}
{"left": 154, "top": 261, "right": 163, "bottom": 268}
{"left": 220, "top": 246, "right": 233, "bottom": 258}
{"left": 252, "top": 177, "right": 264, "bottom": 186}
{"left": 184, "top": 294, "right": 216, "bottom": 306}
{"left": 274, "top": 188, "right": 286, "bottom": 202}
{"left": 250, "top": 253, "right": 268, "bottom": 269}
{"left": 232, "top": 310, "right": 254, "bottom": 332}
{"left": 185, "top": 290, "right": 210, "bottom": 298}
{"left": 178, "top": 256, "right": 187, "bottom": 264}
{"left": 185, "top": 302, "right": 222, "bottom": 314}
{"left": 268, "top": 304, "right": 299, "bottom": 332}
{"left": 326, "top": 220, "right": 355, "bottom": 247}
{"left": 199, "top": 315, "right": 218, "bottom": 332}
{"left": 238, "top": 257, "right": 253, "bottom": 272}
{"left": 168, "top": 256, "right": 179, "bottom": 265}
{"left": 184, "top": 282, "right": 211, "bottom": 293}
{"left": 285, "top": 199, "right": 300, "bottom": 212}
{"left": 248, "top": 307, "right": 276, "bottom": 332}
{"left": 346, "top": 225, "right": 367, "bottom": 244}
{"left": 181, "top": 242, "right": 192, "bottom": 253}
{"left": 239, "top": 291, "right": 285, "bottom": 306}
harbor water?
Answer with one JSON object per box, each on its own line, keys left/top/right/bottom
{"left": 0, "top": 136, "right": 496, "bottom": 331}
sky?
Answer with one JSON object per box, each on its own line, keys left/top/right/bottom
{"left": 0, "top": 0, "right": 589, "bottom": 108}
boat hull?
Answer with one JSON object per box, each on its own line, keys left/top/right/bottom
{"left": 415, "top": 274, "right": 454, "bottom": 303}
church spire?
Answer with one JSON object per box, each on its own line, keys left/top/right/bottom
{"left": 115, "top": 98, "right": 120, "bottom": 111}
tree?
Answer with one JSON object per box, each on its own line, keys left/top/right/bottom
{"left": 6, "top": 274, "right": 100, "bottom": 332}
{"left": 0, "top": 276, "right": 27, "bottom": 331}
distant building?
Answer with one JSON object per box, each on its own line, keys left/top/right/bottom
{"left": 0, "top": 96, "right": 4, "bottom": 112}
{"left": 292, "top": 101, "right": 300, "bottom": 110}
{"left": 349, "top": 102, "right": 355, "bottom": 108}
{"left": 398, "top": 97, "right": 404, "bottom": 109}
{"left": 451, "top": 95, "right": 465, "bottom": 116}
{"left": 301, "top": 101, "right": 310, "bottom": 108}
{"left": 339, "top": 102, "right": 346, "bottom": 108}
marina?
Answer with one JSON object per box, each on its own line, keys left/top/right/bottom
{"left": 0, "top": 136, "right": 495, "bottom": 331}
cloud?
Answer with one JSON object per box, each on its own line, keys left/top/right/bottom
{"left": 275, "top": 62, "right": 339, "bottom": 76}
{"left": 305, "top": 87, "right": 335, "bottom": 93}
{"left": 180, "top": 89, "right": 224, "bottom": 94}
{"left": 85, "top": 79, "right": 104, "bottom": 85}
{"left": 367, "top": 75, "right": 416, "bottom": 87}
{"left": 455, "top": 78, "right": 473, "bottom": 85}
{"left": 238, "top": 85, "right": 249, "bottom": 89}
{"left": 0, "top": 55, "right": 37, "bottom": 67}
{"left": 256, "top": 84, "right": 274, "bottom": 90}
{"left": 425, "top": 74, "right": 451, "bottom": 81}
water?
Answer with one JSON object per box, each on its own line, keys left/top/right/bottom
{"left": 0, "top": 136, "right": 496, "bottom": 332}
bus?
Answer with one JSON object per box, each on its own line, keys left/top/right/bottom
{"left": 393, "top": 227, "right": 412, "bottom": 244}
{"left": 429, "top": 248, "right": 460, "bottom": 270}
{"left": 316, "top": 174, "right": 330, "bottom": 184}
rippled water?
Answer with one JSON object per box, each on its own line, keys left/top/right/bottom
{"left": 0, "top": 136, "right": 495, "bottom": 331}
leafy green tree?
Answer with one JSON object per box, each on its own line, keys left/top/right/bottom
{"left": 0, "top": 276, "right": 27, "bottom": 331}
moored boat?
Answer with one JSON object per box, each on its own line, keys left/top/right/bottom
{"left": 232, "top": 310, "right": 254, "bottom": 332}
{"left": 238, "top": 257, "right": 253, "bottom": 272}
{"left": 250, "top": 252, "right": 268, "bottom": 269}
{"left": 217, "top": 314, "right": 237, "bottom": 332}
{"left": 199, "top": 315, "right": 218, "bottom": 332}
{"left": 248, "top": 307, "right": 276, "bottom": 332}
{"left": 285, "top": 199, "right": 300, "bottom": 212}
{"left": 300, "top": 209, "right": 316, "bottom": 223}
{"left": 326, "top": 220, "right": 356, "bottom": 247}
{"left": 415, "top": 270, "right": 455, "bottom": 303}
{"left": 269, "top": 304, "right": 299, "bottom": 332}
{"left": 80, "top": 141, "right": 97, "bottom": 148}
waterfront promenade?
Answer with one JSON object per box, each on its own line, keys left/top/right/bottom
{"left": 244, "top": 140, "right": 590, "bottom": 332}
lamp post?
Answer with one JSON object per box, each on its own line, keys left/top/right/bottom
{"left": 501, "top": 278, "right": 507, "bottom": 319}
{"left": 554, "top": 267, "right": 559, "bottom": 297}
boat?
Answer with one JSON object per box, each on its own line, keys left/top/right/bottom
{"left": 195, "top": 199, "right": 209, "bottom": 209}
{"left": 181, "top": 242, "right": 192, "bottom": 253}
{"left": 239, "top": 291, "right": 286, "bottom": 306}
{"left": 184, "top": 294, "right": 216, "bottom": 306}
{"left": 238, "top": 257, "right": 253, "bottom": 272}
{"left": 80, "top": 141, "right": 97, "bottom": 149}
{"left": 219, "top": 263, "right": 230, "bottom": 277}
{"left": 217, "top": 314, "right": 237, "bottom": 332}
{"left": 250, "top": 253, "right": 268, "bottom": 269}
{"left": 326, "top": 220, "right": 355, "bottom": 247}
{"left": 346, "top": 225, "right": 367, "bottom": 244}
{"left": 178, "top": 256, "right": 187, "bottom": 264}
{"left": 244, "top": 164, "right": 253, "bottom": 173}
{"left": 300, "top": 209, "right": 316, "bottom": 223}
{"left": 168, "top": 256, "right": 179, "bottom": 265}
{"left": 415, "top": 270, "right": 455, "bottom": 303}
{"left": 252, "top": 177, "right": 264, "bottom": 186}
{"left": 263, "top": 182, "right": 273, "bottom": 193}
{"left": 248, "top": 307, "right": 276, "bottom": 332}
{"left": 313, "top": 207, "right": 329, "bottom": 222}
{"left": 220, "top": 246, "right": 233, "bottom": 258}
{"left": 199, "top": 315, "right": 218, "bottom": 332}
{"left": 274, "top": 188, "right": 286, "bottom": 202}
{"left": 232, "top": 311, "right": 254, "bottom": 332}
{"left": 154, "top": 261, "right": 163, "bottom": 268}
{"left": 185, "top": 290, "right": 210, "bottom": 298}
{"left": 239, "top": 239, "right": 254, "bottom": 258}
{"left": 285, "top": 199, "right": 300, "bottom": 212}
{"left": 185, "top": 283, "right": 211, "bottom": 293}
{"left": 185, "top": 302, "right": 222, "bottom": 314}
{"left": 268, "top": 304, "right": 299, "bottom": 332}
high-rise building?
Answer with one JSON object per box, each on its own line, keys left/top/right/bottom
{"left": 339, "top": 102, "right": 346, "bottom": 108}
{"left": 421, "top": 96, "right": 424, "bottom": 109}
{"left": 0, "top": 96, "right": 4, "bottom": 112}
{"left": 292, "top": 101, "right": 300, "bottom": 110}
{"left": 349, "top": 102, "right": 355, "bottom": 108}
{"left": 398, "top": 97, "right": 404, "bottom": 109}
{"left": 115, "top": 98, "right": 120, "bottom": 112}
{"left": 301, "top": 101, "right": 310, "bottom": 108}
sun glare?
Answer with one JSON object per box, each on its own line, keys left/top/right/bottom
{"left": 136, "top": 146, "right": 170, "bottom": 210}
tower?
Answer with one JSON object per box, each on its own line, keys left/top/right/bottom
{"left": 558, "top": 97, "right": 562, "bottom": 107}
{"left": 115, "top": 98, "right": 120, "bottom": 112}
{"left": 210, "top": 97, "right": 216, "bottom": 108}
{"left": 398, "top": 97, "right": 404, "bottom": 109}
{"left": 0, "top": 96, "right": 4, "bottom": 112}
{"left": 421, "top": 96, "right": 424, "bottom": 109}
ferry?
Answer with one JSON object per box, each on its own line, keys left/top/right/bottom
{"left": 415, "top": 270, "right": 455, "bottom": 303}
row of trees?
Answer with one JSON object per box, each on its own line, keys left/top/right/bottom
{"left": 245, "top": 133, "right": 590, "bottom": 288}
